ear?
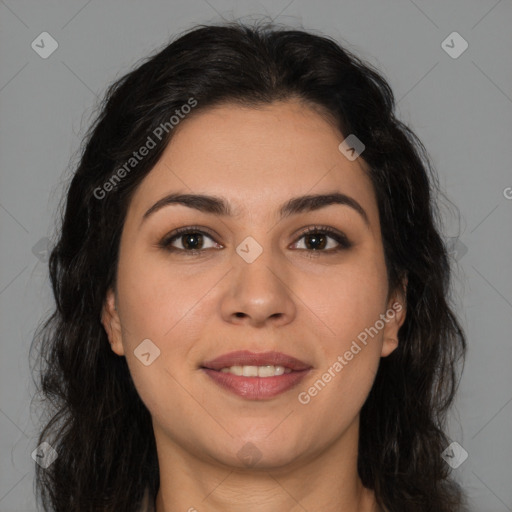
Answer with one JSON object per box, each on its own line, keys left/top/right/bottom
{"left": 101, "top": 287, "right": 125, "bottom": 356}
{"left": 381, "top": 276, "right": 408, "bottom": 358}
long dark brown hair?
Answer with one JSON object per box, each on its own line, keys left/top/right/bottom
{"left": 31, "top": 20, "right": 468, "bottom": 511}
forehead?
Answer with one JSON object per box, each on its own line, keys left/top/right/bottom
{"left": 126, "top": 100, "right": 379, "bottom": 227}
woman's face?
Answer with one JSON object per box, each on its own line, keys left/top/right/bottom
{"left": 102, "top": 99, "right": 406, "bottom": 470}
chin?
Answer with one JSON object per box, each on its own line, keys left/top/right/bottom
{"left": 210, "top": 430, "right": 308, "bottom": 470}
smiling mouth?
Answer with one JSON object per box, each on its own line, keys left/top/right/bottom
{"left": 200, "top": 350, "right": 312, "bottom": 400}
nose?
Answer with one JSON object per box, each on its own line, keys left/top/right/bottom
{"left": 220, "top": 249, "right": 297, "bottom": 328}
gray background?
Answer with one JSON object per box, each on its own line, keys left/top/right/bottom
{"left": 1, "top": 0, "right": 511, "bottom": 510}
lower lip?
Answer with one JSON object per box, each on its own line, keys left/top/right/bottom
{"left": 201, "top": 368, "right": 310, "bottom": 400}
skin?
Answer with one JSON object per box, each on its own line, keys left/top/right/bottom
{"left": 102, "top": 99, "right": 407, "bottom": 512}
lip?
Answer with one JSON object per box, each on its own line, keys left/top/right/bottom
{"left": 202, "top": 368, "right": 311, "bottom": 400}
{"left": 201, "top": 350, "right": 311, "bottom": 371}
{"left": 200, "top": 350, "right": 312, "bottom": 400}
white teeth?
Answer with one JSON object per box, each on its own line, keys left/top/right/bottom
{"left": 219, "top": 365, "right": 292, "bottom": 377}
{"left": 242, "top": 365, "right": 258, "bottom": 377}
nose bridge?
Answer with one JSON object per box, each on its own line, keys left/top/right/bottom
{"left": 222, "top": 232, "right": 296, "bottom": 324}
{"left": 233, "top": 233, "right": 284, "bottom": 296}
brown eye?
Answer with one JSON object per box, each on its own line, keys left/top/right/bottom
{"left": 292, "top": 226, "right": 352, "bottom": 253}
{"left": 159, "top": 227, "right": 220, "bottom": 254}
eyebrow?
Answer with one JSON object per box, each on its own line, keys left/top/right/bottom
{"left": 141, "top": 192, "right": 370, "bottom": 227}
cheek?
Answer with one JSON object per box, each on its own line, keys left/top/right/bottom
{"left": 298, "top": 251, "right": 389, "bottom": 347}
{"left": 294, "top": 333, "right": 381, "bottom": 452}
{"left": 115, "top": 246, "right": 216, "bottom": 405}
{"left": 293, "top": 250, "right": 387, "bottom": 412}
{"left": 116, "top": 244, "right": 214, "bottom": 342}
{"left": 297, "top": 313, "right": 383, "bottom": 441}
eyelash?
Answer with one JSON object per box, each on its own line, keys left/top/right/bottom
{"left": 157, "top": 224, "right": 353, "bottom": 257}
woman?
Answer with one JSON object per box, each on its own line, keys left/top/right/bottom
{"left": 32, "top": 21, "right": 468, "bottom": 512}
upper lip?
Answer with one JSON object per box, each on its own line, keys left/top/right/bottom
{"left": 201, "top": 350, "right": 311, "bottom": 371}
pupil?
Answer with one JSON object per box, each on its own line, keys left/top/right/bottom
{"left": 184, "top": 233, "right": 202, "bottom": 249}
{"left": 306, "top": 233, "right": 326, "bottom": 250}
